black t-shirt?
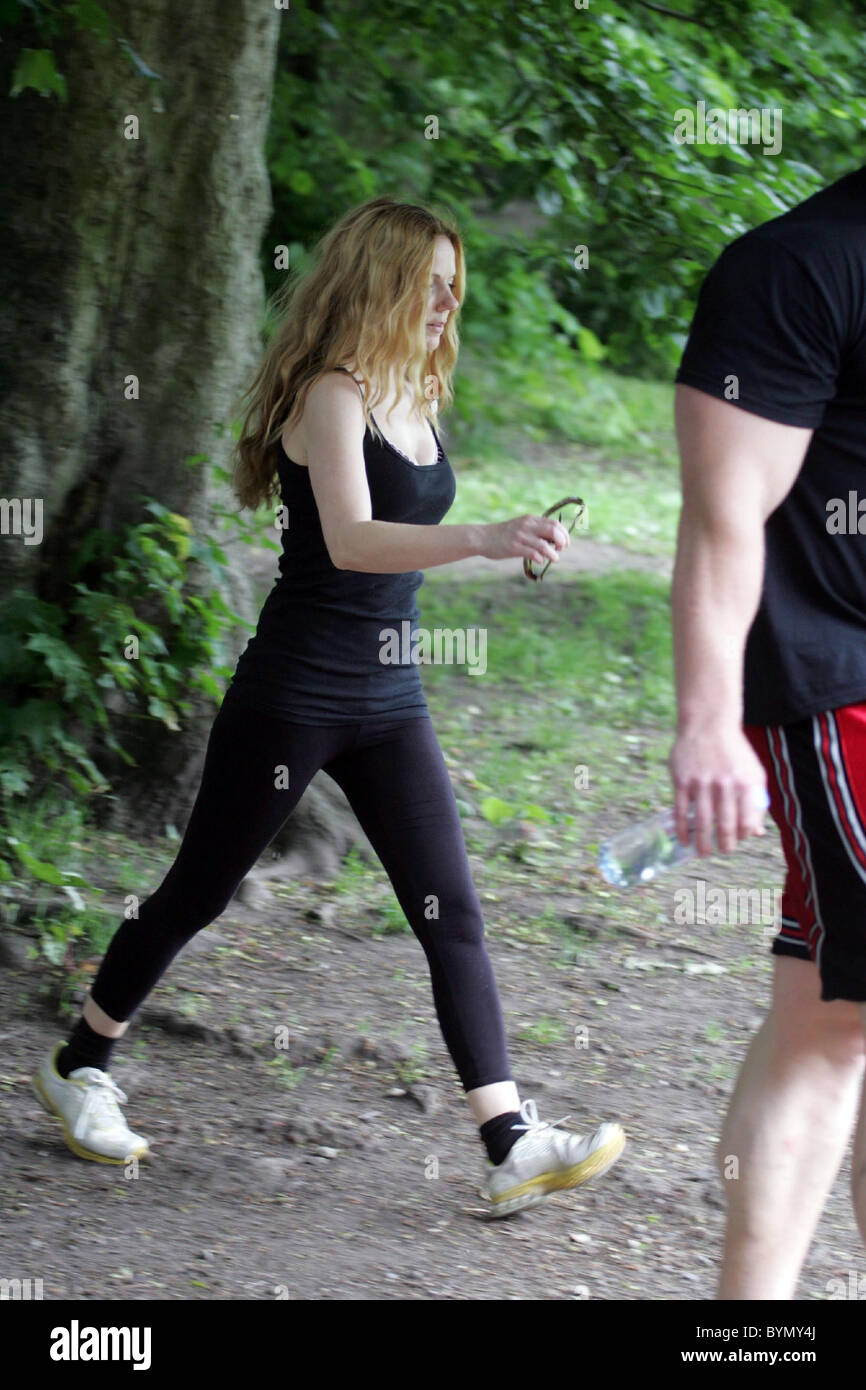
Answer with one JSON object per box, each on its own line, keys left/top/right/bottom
{"left": 675, "top": 166, "right": 866, "bottom": 726}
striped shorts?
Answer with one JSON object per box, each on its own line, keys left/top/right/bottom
{"left": 744, "top": 701, "right": 866, "bottom": 1002}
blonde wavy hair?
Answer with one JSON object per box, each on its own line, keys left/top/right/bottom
{"left": 230, "top": 195, "right": 465, "bottom": 513}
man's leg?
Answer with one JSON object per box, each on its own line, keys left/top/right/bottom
{"left": 852, "top": 1007, "right": 866, "bottom": 1245}
{"left": 716, "top": 955, "right": 865, "bottom": 1300}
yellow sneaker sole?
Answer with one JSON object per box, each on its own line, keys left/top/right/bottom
{"left": 489, "top": 1125, "right": 626, "bottom": 1213}
{"left": 32, "top": 1073, "right": 149, "bottom": 1166}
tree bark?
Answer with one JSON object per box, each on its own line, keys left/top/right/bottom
{"left": 0, "top": 0, "right": 280, "bottom": 836}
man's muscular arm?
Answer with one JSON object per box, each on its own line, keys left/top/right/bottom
{"left": 671, "top": 384, "right": 814, "bottom": 854}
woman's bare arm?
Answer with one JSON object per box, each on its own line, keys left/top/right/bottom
{"left": 303, "top": 371, "right": 567, "bottom": 573}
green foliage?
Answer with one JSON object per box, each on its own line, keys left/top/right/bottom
{"left": 271, "top": 0, "right": 866, "bottom": 375}
{"left": 9, "top": 46, "right": 66, "bottom": 98}
{"left": 4, "top": 0, "right": 161, "bottom": 101}
{"left": 394, "top": 1041, "right": 429, "bottom": 1085}
{"left": 0, "top": 492, "right": 257, "bottom": 989}
{"left": 377, "top": 893, "right": 410, "bottom": 936}
{"left": 266, "top": 1054, "right": 308, "bottom": 1090}
{"left": 328, "top": 845, "right": 369, "bottom": 896}
{"left": 480, "top": 797, "right": 514, "bottom": 826}
{"left": 480, "top": 797, "right": 553, "bottom": 826}
{"left": 330, "top": 845, "right": 411, "bottom": 934}
{"left": 0, "top": 797, "right": 110, "bottom": 992}
{"left": 517, "top": 1016, "right": 568, "bottom": 1046}
{"left": 444, "top": 356, "right": 680, "bottom": 594}
{"left": 330, "top": 848, "right": 411, "bottom": 935}
{"left": 0, "top": 498, "right": 248, "bottom": 806}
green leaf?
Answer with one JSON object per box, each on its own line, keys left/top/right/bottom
{"left": 10, "top": 840, "right": 65, "bottom": 886}
{"left": 41, "top": 937, "right": 67, "bottom": 966}
{"left": 10, "top": 49, "right": 66, "bottom": 100}
{"left": 147, "top": 697, "right": 181, "bottom": 732}
{"left": 0, "top": 766, "right": 31, "bottom": 796}
{"left": 480, "top": 796, "right": 514, "bottom": 825}
{"left": 576, "top": 324, "right": 607, "bottom": 363}
{"left": 288, "top": 169, "right": 315, "bottom": 196}
{"left": 23, "top": 634, "right": 89, "bottom": 699}
{"left": 66, "top": 1, "right": 114, "bottom": 41}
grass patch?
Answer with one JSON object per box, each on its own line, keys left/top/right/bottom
{"left": 452, "top": 355, "right": 677, "bottom": 467}
{"left": 419, "top": 569, "right": 674, "bottom": 730}
{"left": 443, "top": 356, "right": 681, "bottom": 560}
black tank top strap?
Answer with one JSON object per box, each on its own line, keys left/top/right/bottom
{"left": 333, "top": 366, "right": 440, "bottom": 453}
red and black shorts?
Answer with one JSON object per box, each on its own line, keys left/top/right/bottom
{"left": 744, "top": 701, "right": 866, "bottom": 1002}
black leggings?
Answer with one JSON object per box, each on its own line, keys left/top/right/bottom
{"left": 90, "top": 694, "right": 514, "bottom": 1092}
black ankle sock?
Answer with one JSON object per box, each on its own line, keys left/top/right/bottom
{"left": 480, "top": 1110, "right": 524, "bottom": 1166}
{"left": 56, "top": 1016, "right": 118, "bottom": 1079}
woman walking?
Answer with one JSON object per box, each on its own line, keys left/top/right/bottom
{"left": 33, "top": 196, "right": 625, "bottom": 1217}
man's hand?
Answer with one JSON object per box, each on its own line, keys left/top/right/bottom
{"left": 670, "top": 722, "right": 769, "bottom": 856}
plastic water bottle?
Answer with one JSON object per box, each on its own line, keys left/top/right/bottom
{"left": 598, "top": 789, "right": 770, "bottom": 887}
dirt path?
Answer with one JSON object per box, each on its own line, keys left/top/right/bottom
{"left": 425, "top": 536, "right": 672, "bottom": 584}
{"left": 0, "top": 820, "right": 860, "bottom": 1301}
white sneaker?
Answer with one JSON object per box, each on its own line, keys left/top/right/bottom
{"left": 484, "top": 1098, "right": 625, "bottom": 1218}
{"left": 32, "top": 1042, "right": 150, "bottom": 1164}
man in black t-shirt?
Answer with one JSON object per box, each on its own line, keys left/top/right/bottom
{"left": 671, "top": 166, "right": 866, "bottom": 1298}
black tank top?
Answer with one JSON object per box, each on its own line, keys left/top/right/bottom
{"left": 225, "top": 367, "right": 457, "bottom": 723}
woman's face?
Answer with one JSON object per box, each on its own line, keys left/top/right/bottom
{"left": 425, "top": 235, "right": 459, "bottom": 351}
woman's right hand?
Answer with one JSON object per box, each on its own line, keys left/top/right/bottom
{"left": 479, "top": 514, "right": 570, "bottom": 567}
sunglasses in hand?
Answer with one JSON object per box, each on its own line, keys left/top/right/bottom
{"left": 523, "top": 496, "right": 587, "bottom": 582}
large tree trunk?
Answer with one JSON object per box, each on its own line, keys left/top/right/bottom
{"left": 0, "top": 0, "right": 280, "bottom": 837}
{"left": 0, "top": 2, "right": 373, "bottom": 883}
